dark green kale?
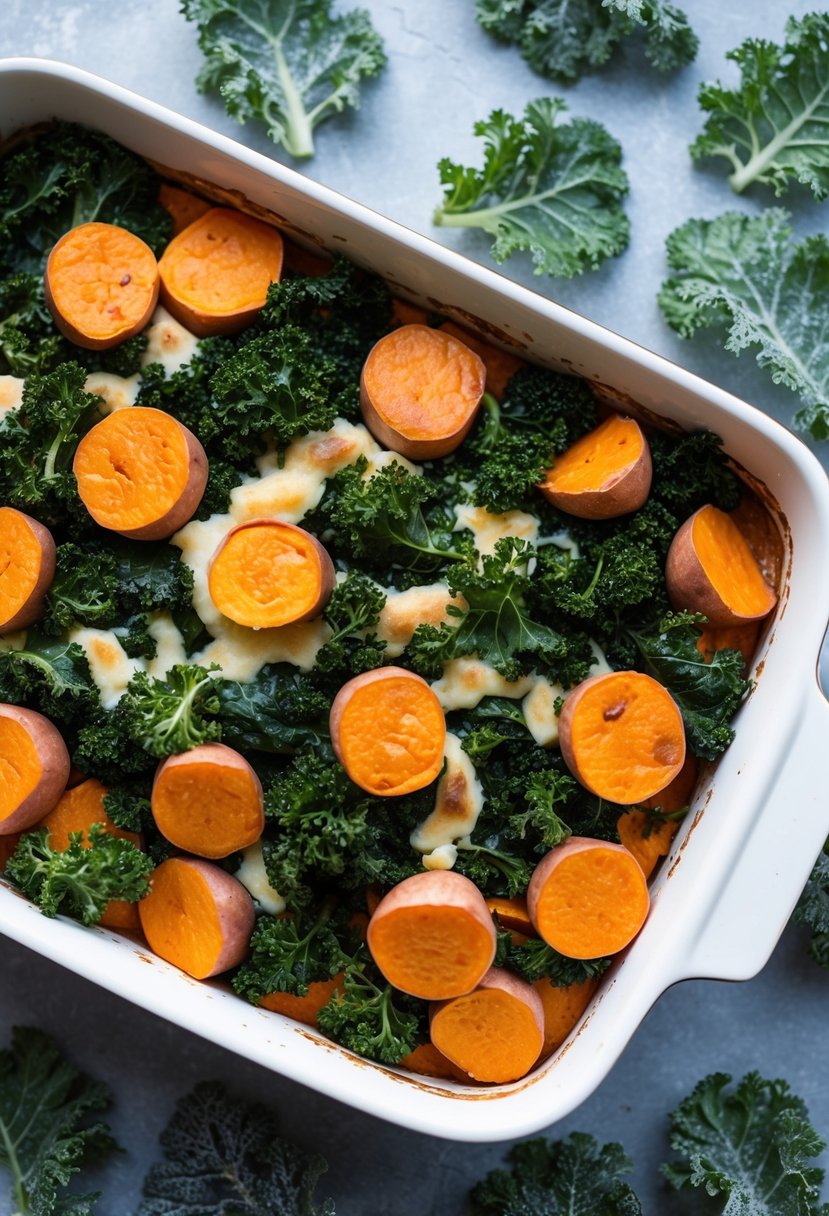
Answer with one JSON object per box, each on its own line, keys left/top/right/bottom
{"left": 314, "top": 573, "right": 387, "bottom": 675}
{"left": 233, "top": 899, "right": 352, "bottom": 1002}
{"left": 630, "top": 613, "right": 750, "bottom": 760}
{"left": 0, "top": 1026, "right": 117, "bottom": 1216}
{"left": 120, "top": 664, "right": 223, "bottom": 758}
{"left": 0, "top": 273, "right": 65, "bottom": 376}
{"left": 42, "top": 544, "right": 119, "bottom": 636}
{"left": 73, "top": 706, "right": 158, "bottom": 787}
{"left": 0, "top": 121, "right": 170, "bottom": 275}
{"left": 218, "top": 666, "right": 331, "bottom": 753}
{"left": 506, "top": 938, "right": 611, "bottom": 988}
{"left": 111, "top": 543, "right": 196, "bottom": 616}
{"left": 316, "top": 948, "right": 421, "bottom": 1066}
{"left": 137, "top": 335, "right": 238, "bottom": 446}
{"left": 471, "top": 1132, "right": 642, "bottom": 1215}
{"left": 102, "top": 785, "right": 154, "bottom": 835}
{"left": 5, "top": 825, "right": 153, "bottom": 926}
{"left": 794, "top": 843, "right": 829, "bottom": 969}
{"left": 137, "top": 1080, "right": 335, "bottom": 1215}
{"left": 0, "top": 635, "right": 98, "bottom": 726}
{"left": 648, "top": 429, "right": 741, "bottom": 517}
{"left": 507, "top": 769, "right": 575, "bottom": 848}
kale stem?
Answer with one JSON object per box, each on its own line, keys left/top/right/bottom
{"left": 0, "top": 1115, "right": 29, "bottom": 1216}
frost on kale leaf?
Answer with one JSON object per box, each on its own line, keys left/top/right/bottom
{"left": 434, "top": 98, "right": 629, "bottom": 278}
{"left": 692, "top": 13, "right": 829, "bottom": 198}
{"left": 476, "top": 0, "right": 696, "bottom": 84}
{"left": 137, "top": 1080, "right": 335, "bottom": 1215}
{"left": 0, "top": 1026, "right": 117, "bottom": 1216}
{"left": 181, "top": 0, "right": 385, "bottom": 159}
{"left": 663, "top": 1071, "right": 829, "bottom": 1216}
{"left": 659, "top": 209, "right": 829, "bottom": 440}
{"left": 794, "top": 843, "right": 829, "bottom": 969}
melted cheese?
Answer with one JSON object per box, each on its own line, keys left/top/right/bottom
{"left": 0, "top": 375, "right": 24, "bottom": 414}
{"left": 432, "top": 657, "right": 534, "bottom": 711}
{"left": 84, "top": 372, "right": 141, "bottom": 414}
{"left": 411, "top": 734, "right": 484, "bottom": 864}
{"left": 522, "top": 676, "right": 564, "bottom": 746}
{"left": 589, "top": 639, "right": 613, "bottom": 676}
{"left": 453, "top": 502, "right": 538, "bottom": 556}
{"left": 70, "top": 628, "right": 141, "bottom": 709}
{"left": 0, "top": 631, "right": 25, "bottom": 654}
{"left": 422, "top": 843, "right": 459, "bottom": 871}
{"left": 145, "top": 614, "right": 189, "bottom": 679}
{"left": 141, "top": 306, "right": 199, "bottom": 374}
{"left": 235, "top": 840, "right": 285, "bottom": 914}
{"left": 195, "top": 620, "right": 330, "bottom": 681}
{"left": 376, "top": 583, "right": 466, "bottom": 657}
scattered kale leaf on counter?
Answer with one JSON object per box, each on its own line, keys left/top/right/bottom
{"left": 0, "top": 1026, "right": 118, "bottom": 1216}
{"left": 794, "top": 842, "right": 829, "bottom": 969}
{"left": 434, "top": 98, "right": 630, "bottom": 278}
{"left": 181, "top": 0, "right": 386, "bottom": 160}
{"left": 476, "top": 0, "right": 697, "bottom": 84}
{"left": 659, "top": 209, "right": 829, "bottom": 440}
{"left": 692, "top": 13, "right": 829, "bottom": 198}
{"left": 137, "top": 1080, "right": 336, "bottom": 1215}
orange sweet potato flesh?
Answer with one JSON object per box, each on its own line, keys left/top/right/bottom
{"left": 696, "top": 622, "right": 760, "bottom": 670}
{"left": 558, "top": 670, "right": 685, "bottom": 803}
{"left": 208, "top": 520, "right": 335, "bottom": 628}
{"left": 0, "top": 704, "right": 70, "bottom": 835}
{"left": 401, "top": 1041, "right": 470, "bottom": 1082}
{"left": 360, "top": 324, "right": 486, "bottom": 459}
{"left": 0, "top": 508, "right": 56, "bottom": 631}
{"left": 44, "top": 222, "right": 159, "bottom": 350}
{"left": 138, "top": 856, "right": 255, "bottom": 979}
{"left": 330, "top": 666, "right": 446, "bottom": 796}
{"left": 158, "top": 184, "right": 212, "bottom": 235}
{"left": 486, "top": 895, "right": 533, "bottom": 936}
{"left": 528, "top": 837, "right": 650, "bottom": 958}
{"left": 39, "top": 777, "right": 143, "bottom": 931}
{"left": 616, "top": 753, "right": 697, "bottom": 879}
{"left": 438, "top": 320, "right": 525, "bottom": 401}
{"left": 158, "top": 207, "right": 284, "bottom": 337}
{"left": 666, "top": 504, "right": 778, "bottom": 627}
{"left": 73, "top": 406, "right": 208, "bottom": 540}
{"left": 260, "top": 974, "right": 344, "bottom": 1026}
{"left": 430, "top": 967, "right": 544, "bottom": 1083}
{"left": 534, "top": 977, "right": 597, "bottom": 1059}
{"left": 539, "top": 415, "right": 652, "bottom": 520}
{"left": 152, "top": 743, "right": 264, "bottom": 860}
{"left": 367, "top": 870, "right": 496, "bottom": 1000}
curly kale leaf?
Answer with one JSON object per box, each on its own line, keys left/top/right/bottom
{"left": 182, "top": 0, "right": 385, "bottom": 159}
{"left": 5, "top": 825, "right": 153, "bottom": 926}
{"left": 218, "top": 666, "right": 331, "bottom": 753}
{"left": 0, "top": 273, "right": 65, "bottom": 377}
{"left": 0, "top": 635, "right": 98, "bottom": 726}
{"left": 659, "top": 209, "right": 829, "bottom": 440}
{"left": 471, "top": 1132, "right": 642, "bottom": 1215}
{"left": 794, "top": 844, "right": 829, "bottom": 969}
{"left": 664, "top": 1071, "right": 829, "bottom": 1216}
{"left": 42, "top": 545, "right": 119, "bottom": 636}
{"left": 120, "top": 664, "right": 223, "bottom": 758}
{"left": 315, "top": 573, "right": 387, "bottom": 675}
{"left": 111, "top": 543, "right": 196, "bottom": 616}
{"left": 507, "top": 938, "right": 611, "bottom": 988}
{"left": 233, "top": 900, "right": 351, "bottom": 1001}
{"left": 316, "top": 950, "right": 420, "bottom": 1066}
{"left": 435, "top": 98, "right": 629, "bottom": 278}
{"left": 649, "top": 429, "right": 741, "bottom": 516}
{"left": 692, "top": 14, "right": 829, "bottom": 198}
{"left": 103, "top": 786, "right": 154, "bottom": 836}
{"left": 507, "top": 769, "right": 574, "bottom": 847}
{"left": 137, "top": 1080, "right": 335, "bottom": 1215}
{"left": 630, "top": 613, "right": 750, "bottom": 760}
{"left": 0, "top": 1026, "right": 117, "bottom": 1216}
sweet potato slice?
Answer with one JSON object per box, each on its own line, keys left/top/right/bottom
{"left": 138, "top": 856, "right": 255, "bottom": 979}
{"left": 401, "top": 1041, "right": 470, "bottom": 1082}
{"left": 330, "top": 666, "right": 447, "bottom": 796}
{"left": 158, "top": 183, "right": 212, "bottom": 235}
{"left": 73, "top": 406, "right": 207, "bottom": 540}
{"left": 539, "top": 415, "right": 652, "bottom": 519}
{"left": 360, "top": 324, "right": 486, "bottom": 459}
{"left": 158, "top": 207, "right": 284, "bottom": 337}
{"left": 0, "top": 508, "right": 56, "bottom": 632}
{"left": 558, "top": 670, "right": 686, "bottom": 803}
{"left": 44, "top": 222, "right": 159, "bottom": 350}
{"left": 208, "top": 520, "right": 335, "bottom": 628}
{"left": 666, "top": 504, "right": 777, "bottom": 628}
{"left": 152, "top": 743, "right": 264, "bottom": 860}
{"left": 485, "top": 894, "right": 533, "bottom": 937}
{"left": 696, "top": 622, "right": 760, "bottom": 670}
{"left": 527, "top": 837, "right": 650, "bottom": 958}
{"left": 40, "top": 777, "right": 143, "bottom": 931}
{"left": 616, "top": 752, "right": 698, "bottom": 879}
{"left": 260, "top": 974, "right": 344, "bottom": 1027}
{"left": 367, "top": 870, "right": 496, "bottom": 1000}
{"left": 534, "top": 976, "right": 598, "bottom": 1059}
{"left": 429, "top": 967, "right": 544, "bottom": 1083}
{"left": 0, "top": 704, "right": 70, "bottom": 835}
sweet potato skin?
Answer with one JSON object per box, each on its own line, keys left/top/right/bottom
{"left": 0, "top": 704, "right": 70, "bottom": 834}
{"left": 666, "top": 507, "right": 777, "bottom": 627}
{"left": 538, "top": 417, "right": 652, "bottom": 520}
{"left": 151, "top": 742, "right": 264, "bottom": 859}
{"left": 0, "top": 509, "right": 56, "bottom": 632}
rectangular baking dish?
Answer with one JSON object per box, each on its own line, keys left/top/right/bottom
{"left": 2, "top": 57, "right": 829, "bottom": 1142}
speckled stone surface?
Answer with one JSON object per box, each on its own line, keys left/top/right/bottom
{"left": 1, "top": 2, "right": 828, "bottom": 1212}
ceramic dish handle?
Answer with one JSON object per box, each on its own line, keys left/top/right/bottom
{"left": 675, "top": 682, "right": 829, "bottom": 983}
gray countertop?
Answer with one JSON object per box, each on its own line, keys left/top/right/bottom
{"left": 2, "top": 1, "right": 829, "bottom": 1212}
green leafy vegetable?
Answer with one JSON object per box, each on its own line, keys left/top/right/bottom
{"left": 5, "top": 825, "right": 154, "bottom": 926}
{"left": 0, "top": 636, "right": 98, "bottom": 726}
{"left": 794, "top": 843, "right": 829, "bottom": 969}
{"left": 218, "top": 665, "right": 331, "bottom": 753}
{"left": 434, "top": 98, "right": 630, "bottom": 278}
{"left": 315, "top": 573, "right": 387, "bottom": 675}
{"left": 316, "top": 949, "right": 420, "bottom": 1065}
{"left": 0, "top": 1026, "right": 117, "bottom": 1216}
{"left": 119, "top": 664, "right": 223, "bottom": 759}
{"left": 659, "top": 209, "right": 829, "bottom": 440}
{"left": 664, "top": 1071, "right": 829, "bottom": 1215}
{"left": 137, "top": 1080, "right": 335, "bottom": 1215}
{"left": 42, "top": 545, "right": 119, "bottom": 636}
{"left": 506, "top": 938, "right": 611, "bottom": 988}
{"left": 233, "top": 899, "right": 351, "bottom": 1001}
{"left": 470, "top": 1132, "right": 642, "bottom": 1215}
{"left": 692, "top": 14, "right": 829, "bottom": 198}
{"left": 0, "top": 274, "right": 64, "bottom": 377}
{"left": 181, "top": 0, "right": 385, "bottom": 159}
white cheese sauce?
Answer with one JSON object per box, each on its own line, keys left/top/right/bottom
{"left": 140, "top": 306, "right": 200, "bottom": 374}
{"left": 235, "top": 840, "right": 286, "bottom": 914}
{"left": 69, "top": 627, "right": 142, "bottom": 709}
{"left": 376, "top": 582, "right": 465, "bottom": 657}
{"left": 453, "top": 502, "right": 538, "bottom": 557}
{"left": 411, "top": 733, "right": 484, "bottom": 867}
{"left": 0, "top": 375, "right": 24, "bottom": 415}
{"left": 84, "top": 372, "right": 141, "bottom": 414}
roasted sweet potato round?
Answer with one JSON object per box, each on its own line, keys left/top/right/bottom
{"left": 429, "top": 967, "right": 544, "bottom": 1083}
{"left": 0, "top": 507, "right": 56, "bottom": 632}
{"left": 0, "top": 703, "right": 70, "bottom": 834}
{"left": 151, "top": 743, "right": 265, "bottom": 859}
{"left": 539, "top": 415, "right": 652, "bottom": 519}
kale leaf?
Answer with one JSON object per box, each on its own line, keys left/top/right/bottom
{"left": 659, "top": 209, "right": 829, "bottom": 440}
{"left": 692, "top": 14, "right": 829, "bottom": 198}
{"left": 316, "top": 949, "right": 421, "bottom": 1066}
{"left": 506, "top": 938, "right": 611, "bottom": 988}
{"left": 5, "top": 825, "right": 153, "bottom": 925}
{"left": 182, "top": 0, "right": 385, "bottom": 159}
{"left": 794, "top": 843, "right": 829, "bottom": 969}
{"left": 120, "top": 664, "right": 224, "bottom": 758}
{"left": 42, "top": 545, "right": 119, "bottom": 636}
{"left": 0, "top": 635, "right": 99, "bottom": 726}
{"left": 315, "top": 573, "right": 387, "bottom": 675}
{"left": 471, "top": 1132, "right": 642, "bottom": 1215}
{"left": 663, "top": 1071, "right": 829, "bottom": 1215}
{"left": 0, "top": 274, "right": 64, "bottom": 377}
{"left": 233, "top": 899, "right": 351, "bottom": 1001}
{"left": 111, "top": 543, "right": 196, "bottom": 616}
{"left": 0, "top": 1026, "right": 117, "bottom": 1216}
{"left": 435, "top": 98, "right": 630, "bottom": 278}
{"left": 137, "top": 1080, "right": 335, "bottom": 1215}
{"left": 218, "top": 665, "right": 331, "bottom": 753}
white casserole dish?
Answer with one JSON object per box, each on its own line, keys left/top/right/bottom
{"left": 2, "top": 57, "right": 829, "bottom": 1142}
